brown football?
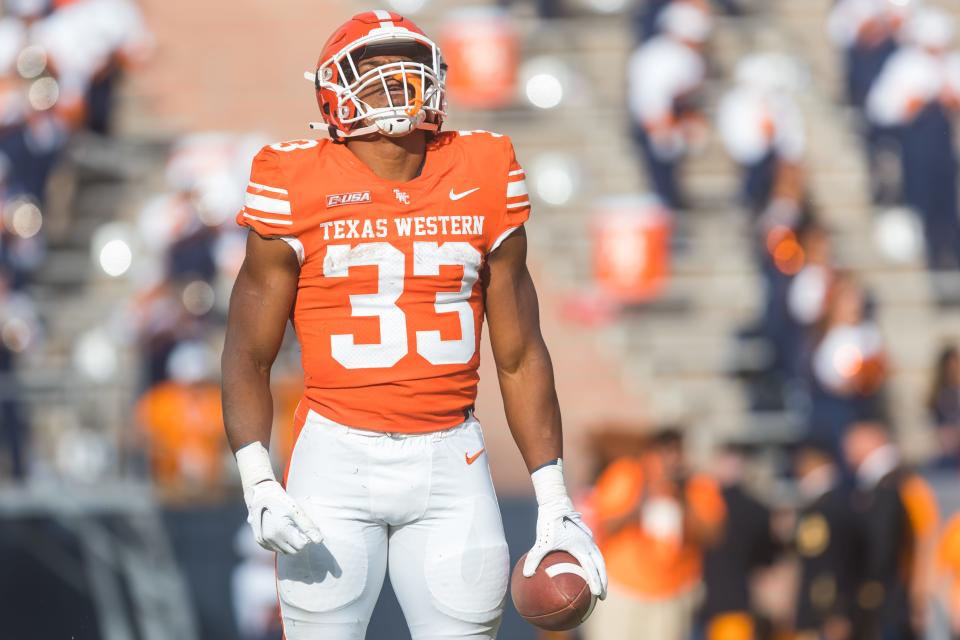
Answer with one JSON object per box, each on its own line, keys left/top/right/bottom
{"left": 510, "top": 551, "right": 597, "bottom": 631}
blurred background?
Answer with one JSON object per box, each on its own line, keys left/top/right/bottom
{"left": 2, "top": 0, "right": 960, "bottom": 638}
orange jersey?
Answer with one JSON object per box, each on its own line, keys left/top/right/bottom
{"left": 235, "top": 130, "right": 530, "bottom": 433}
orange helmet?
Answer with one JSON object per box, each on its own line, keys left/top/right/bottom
{"left": 307, "top": 10, "right": 447, "bottom": 139}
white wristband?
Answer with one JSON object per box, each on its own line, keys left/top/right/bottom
{"left": 531, "top": 459, "right": 572, "bottom": 509}
{"left": 235, "top": 441, "right": 276, "bottom": 491}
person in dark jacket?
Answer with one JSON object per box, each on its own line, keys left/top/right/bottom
{"left": 843, "top": 422, "right": 940, "bottom": 640}
{"left": 792, "top": 441, "right": 861, "bottom": 640}
{"left": 700, "top": 442, "right": 778, "bottom": 640}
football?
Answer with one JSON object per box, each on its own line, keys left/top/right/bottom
{"left": 510, "top": 551, "right": 597, "bottom": 631}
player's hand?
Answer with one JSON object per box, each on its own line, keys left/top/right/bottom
{"left": 523, "top": 459, "right": 608, "bottom": 600}
{"left": 523, "top": 502, "right": 608, "bottom": 599}
{"left": 235, "top": 441, "right": 323, "bottom": 555}
{"left": 244, "top": 479, "right": 324, "bottom": 555}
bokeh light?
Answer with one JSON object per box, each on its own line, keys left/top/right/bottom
{"left": 99, "top": 239, "right": 132, "bottom": 277}
{"left": 530, "top": 153, "right": 580, "bottom": 206}
{"left": 525, "top": 73, "right": 563, "bottom": 109}
{"left": 92, "top": 223, "right": 135, "bottom": 277}
{"left": 182, "top": 280, "right": 216, "bottom": 316}
{"left": 16, "top": 45, "right": 46, "bottom": 78}
{"left": 874, "top": 206, "right": 923, "bottom": 264}
{"left": 73, "top": 329, "right": 120, "bottom": 382}
{"left": 27, "top": 76, "right": 59, "bottom": 111}
{"left": 1, "top": 317, "right": 33, "bottom": 353}
{"left": 10, "top": 200, "right": 43, "bottom": 238}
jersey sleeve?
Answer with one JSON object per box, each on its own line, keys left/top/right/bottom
{"left": 487, "top": 138, "right": 531, "bottom": 253}
{"left": 235, "top": 145, "right": 299, "bottom": 239}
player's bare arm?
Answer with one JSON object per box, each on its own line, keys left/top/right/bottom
{"left": 486, "top": 226, "right": 608, "bottom": 600}
{"left": 485, "top": 226, "right": 562, "bottom": 472}
{"left": 222, "top": 233, "right": 298, "bottom": 453}
{"left": 222, "top": 232, "right": 322, "bottom": 555}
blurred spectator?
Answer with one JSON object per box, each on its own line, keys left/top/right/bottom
{"left": 232, "top": 525, "right": 283, "bottom": 640}
{"left": 740, "top": 208, "right": 812, "bottom": 412}
{"left": 843, "top": 422, "right": 940, "bottom": 640}
{"left": 699, "top": 442, "right": 778, "bottom": 640}
{"left": 135, "top": 340, "right": 229, "bottom": 505}
{"left": 0, "top": 0, "right": 151, "bottom": 202}
{"left": 867, "top": 7, "right": 960, "bottom": 277}
{"left": 127, "top": 281, "right": 211, "bottom": 388}
{"left": 719, "top": 49, "right": 812, "bottom": 410}
{"left": 585, "top": 428, "right": 725, "bottom": 640}
{"left": 927, "top": 345, "right": 960, "bottom": 470}
{"left": 0, "top": 196, "right": 47, "bottom": 289}
{"left": 805, "top": 273, "right": 887, "bottom": 461}
{"left": 936, "top": 514, "right": 960, "bottom": 637}
{"left": 634, "top": 0, "right": 742, "bottom": 43}
{"left": 718, "top": 53, "right": 806, "bottom": 215}
{"left": 792, "top": 441, "right": 861, "bottom": 640}
{"left": 627, "top": 1, "right": 711, "bottom": 210}
{"left": 0, "top": 268, "right": 39, "bottom": 481}
{"left": 30, "top": 0, "right": 151, "bottom": 133}
{"left": 829, "top": 0, "right": 910, "bottom": 207}
{"left": 577, "top": 427, "right": 650, "bottom": 538}
{"left": 828, "top": 0, "right": 907, "bottom": 110}
{"left": 786, "top": 221, "right": 833, "bottom": 336}
{"left": 783, "top": 218, "right": 834, "bottom": 374}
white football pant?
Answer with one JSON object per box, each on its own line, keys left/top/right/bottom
{"left": 277, "top": 408, "right": 509, "bottom": 640}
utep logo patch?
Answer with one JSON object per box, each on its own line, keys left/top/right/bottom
{"left": 327, "top": 191, "right": 371, "bottom": 208}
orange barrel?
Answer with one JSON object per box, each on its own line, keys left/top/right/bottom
{"left": 439, "top": 8, "right": 518, "bottom": 109}
{"left": 592, "top": 195, "right": 671, "bottom": 303}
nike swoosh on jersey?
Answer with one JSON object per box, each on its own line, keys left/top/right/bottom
{"left": 465, "top": 448, "right": 485, "bottom": 465}
{"left": 449, "top": 187, "right": 480, "bottom": 201}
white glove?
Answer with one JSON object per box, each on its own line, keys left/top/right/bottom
{"left": 236, "top": 441, "right": 323, "bottom": 555}
{"left": 522, "top": 459, "right": 608, "bottom": 600}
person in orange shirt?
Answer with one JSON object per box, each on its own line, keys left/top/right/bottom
{"left": 584, "top": 427, "right": 726, "bottom": 640}
{"left": 135, "top": 340, "right": 227, "bottom": 505}
{"left": 936, "top": 514, "right": 960, "bottom": 637}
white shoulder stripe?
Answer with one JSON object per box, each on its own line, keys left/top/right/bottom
{"left": 245, "top": 193, "right": 291, "bottom": 215}
{"left": 243, "top": 211, "right": 293, "bottom": 226}
{"left": 248, "top": 181, "right": 288, "bottom": 195}
{"left": 508, "top": 169, "right": 525, "bottom": 176}
{"left": 507, "top": 179, "right": 528, "bottom": 198}
{"left": 506, "top": 200, "right": 530, "bottom": 209}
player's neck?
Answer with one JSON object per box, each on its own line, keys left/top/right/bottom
{"left": 345, "top": 132, "right": 427, "bottom": 182}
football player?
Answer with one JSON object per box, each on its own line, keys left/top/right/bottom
{"left": 221, "top": 10, "right": 607, "bottom": 640}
